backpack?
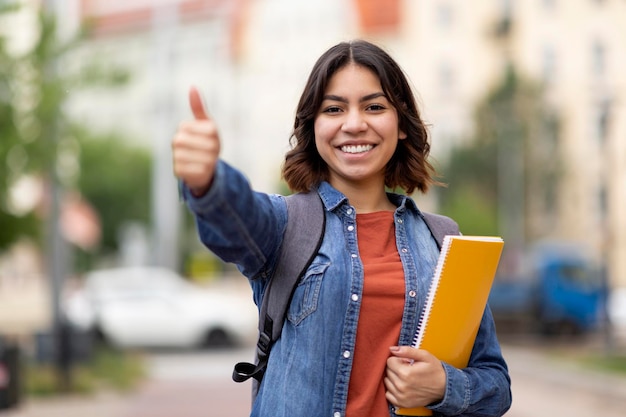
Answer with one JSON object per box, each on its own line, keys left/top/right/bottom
{"left": 232, "top": 192, "right": 460, "bottom": 393}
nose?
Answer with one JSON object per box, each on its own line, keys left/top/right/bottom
{"left": 341, "top": 110, "right": 367, "bottom": 133}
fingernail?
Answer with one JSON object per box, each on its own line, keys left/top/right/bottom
{"left": 389, "top": 346, "right": 400, "bottom": 352}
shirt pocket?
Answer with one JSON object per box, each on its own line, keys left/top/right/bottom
{"left": 287, "top": 262, "right": 329, "bottom": 326}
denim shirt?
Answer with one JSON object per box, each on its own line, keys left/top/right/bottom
{"left": 182, "top": 161, "right": 512, "bottom": 417}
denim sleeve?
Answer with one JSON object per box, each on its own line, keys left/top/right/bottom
{"left": 180, "top": 160, "right": 288, "bottom": 281}
{"left": 428, "top": 306, "right": 512, "bottom": 416}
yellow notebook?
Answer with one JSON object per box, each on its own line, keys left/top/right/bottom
{"left": 396, "top": 235, "right": 504, "bottom": 416}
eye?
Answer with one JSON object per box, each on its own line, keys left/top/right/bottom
{"left": 366, "top": 103, "right": 386, "bottom": 111}
{"left": 322, "top": 106, "right": 343, "bottom": 114}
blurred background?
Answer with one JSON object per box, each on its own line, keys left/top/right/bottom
{"left": 0, "top": 0, "right": 625, "bottom": 416}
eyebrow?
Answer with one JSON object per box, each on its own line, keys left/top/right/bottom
{"left": 322, "top": 92, "right": 387, "bottom": 103}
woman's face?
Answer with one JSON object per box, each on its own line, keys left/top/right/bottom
{"left": 314, "top": 63, "right": 405, "bottom": 190}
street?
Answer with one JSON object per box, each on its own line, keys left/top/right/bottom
{"left": 503, "top": 344, "right": 626, "bottom": 417}
{"left": 0, "top": 347, "right": 256, "bottom": 417}
{"left": 2, "top": 342, "right": 626, "bottom": 417}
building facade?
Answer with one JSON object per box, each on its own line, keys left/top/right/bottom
{"left": 399, "top": 0, "right": 626, "bottom": 286}
{"left": 9, "top": 0, "right": 625, "bottom": 287}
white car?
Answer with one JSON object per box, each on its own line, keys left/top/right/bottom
{"left": 64, "top": 267, "right": 258, "bottom": 349}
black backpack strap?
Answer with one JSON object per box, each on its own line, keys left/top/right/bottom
{"left": 422, "top": 212, "right": 460, "bottom": 248}
{"left": 233, "top": 191, "right": 325, "bottom": 384}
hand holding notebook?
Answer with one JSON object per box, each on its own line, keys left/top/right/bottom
{"left": 394, "top": 235, "right": 504, "bottom": 416}
{"left": 386, "top": 345, "right": 448, "bottom": 412}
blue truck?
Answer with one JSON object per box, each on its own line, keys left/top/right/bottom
{"left": 488, "top": 242, "right": 608, "bottom": 335}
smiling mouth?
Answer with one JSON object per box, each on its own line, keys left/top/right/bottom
{"left": 341, "top": 144, "right": 374, "bottom": 154}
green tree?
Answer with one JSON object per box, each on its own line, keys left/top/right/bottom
{"left": 1, "top": 7, "right": 148, "bottom": 270}
{"left": 73, "top": 128, "right": 152, "bottom": 271}
{"left": 0, "top": 3, "right": 39, "bottom": 248}
{"left": 438, "top": 66, "right": 561, "bottom": 244}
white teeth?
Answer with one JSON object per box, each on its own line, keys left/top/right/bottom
{"left": 341, "top": 144, "right": 373, "bottom": 154}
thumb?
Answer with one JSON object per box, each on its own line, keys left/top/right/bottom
{"left": 188, "top": 86, "right": 209, "bottom": 120}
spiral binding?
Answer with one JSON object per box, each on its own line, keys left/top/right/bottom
{"left": 411, "top": 235, "right": 454, "bottom": 349}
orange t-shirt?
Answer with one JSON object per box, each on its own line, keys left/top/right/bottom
{"left": 346, "top": 211, "right": 406, "bottom": 417}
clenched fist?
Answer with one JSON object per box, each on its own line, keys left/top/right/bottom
{"left": 172, "top": 86, "right": 221, "bottom": 196}
{"left": 385, "top": 346, "right": 446, "bottom": 409}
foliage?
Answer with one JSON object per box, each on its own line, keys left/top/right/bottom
{"left": 73, "top": 128, "right": 152, "bottom": 270}
{"left": 0, "top": 5, "right": 31, "bottom": 249}
{"left": 0, "top": 7, "right": 144, "bottom": 267}
{"left": 580, "top": 354, "right": 626, "bottom": 375}
{"left": 439, "top": 185, "right": 498, "bottom": 236}
{"left": 0, "top": 8, "right": 71, "bottom": 250}
{"left": 24, "top": 344, "right": 146, "bottom": 396}
{"left": 437, "top": 66, "right": 560, "bottom": 242}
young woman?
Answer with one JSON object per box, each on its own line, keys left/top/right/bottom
{"left": 172, "top": 39, "right": 511, "bottom": 417}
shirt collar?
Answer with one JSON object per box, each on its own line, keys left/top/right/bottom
{"left": 315, "top": 181, "right": 422, "bottom": 215}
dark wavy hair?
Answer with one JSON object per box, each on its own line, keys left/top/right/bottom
{"left": 282, "top": 39, "right": 439, "bottom": 194}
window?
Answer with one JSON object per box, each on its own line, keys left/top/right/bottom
{"left": 438, "top": 62, "right": 455, "bottom": 95}
{"left": 541, "top": 45, "right": 556, "bottom": 84}
{"left": 500, "top": 0, "right": 513, "bottom": 18}
{"left": 598, "top": 185, "right": 608, "bottom": 223}
{"left": 436, "top": 2, "right": 454, "bottom": 29}
{"left": 591, "top": 40, "right": 606, "bottom": 77}
{"left": 595, "top": 98, "right": 612, "bottom": 145}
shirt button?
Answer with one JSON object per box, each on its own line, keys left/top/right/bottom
{"left": 347, "top": 225, "right": 354, "bottom": 232}
{"left": 401, "top": 248, "right": 408, "bottom": 253}
{"left": 347, "top": 208, "right": 353, "bottom": 215}
{"left": 397, "top": 218, "right": 403, "bottom": 224}
{"left": 409, "top": 290, "right": 417, "bottom": 297}
{"left": 351, "top": 253, "right": 357, "bottom": 258}
{"left": 343, "top": 350, "right": 351, "bottom": 358}
{"left": 351, "top": 294, "right": 359, "bottom": 301}
{"left": 334, "top": 413, "right": 341, "bottom": 417}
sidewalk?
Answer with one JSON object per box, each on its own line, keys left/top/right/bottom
{"left": 503, "top": 344, "right": 626, "bottom": 405}
{"left": 1, "top": 343, "right": 625, "bottom": 417}
{"left": 0, "top": 390, "right": 128, "bottom": 417}
{"left": 0, "top": 346, "right": 254, "bottom": 417}
{"left": 0, "top": 378, "right": 252, "bottom": 417}
{"left": 502, "top": 340, "right": 626, "bottom": 417}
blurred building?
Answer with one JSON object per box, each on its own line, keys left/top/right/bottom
{"left": 57, "top": 0, "right": 357, "bottom": 271}
{"left": 6, "top": 0, "right": 625, "bottom": 288}
{"left": 394, "top": 1, "right": 626, "bottom": 286}
{"left": 505, "top": 0, "right": 625, "bottom": 289}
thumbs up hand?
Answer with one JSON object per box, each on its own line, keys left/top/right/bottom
{"left": 172, "top": 86, "right": 221, "bottom": 196}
